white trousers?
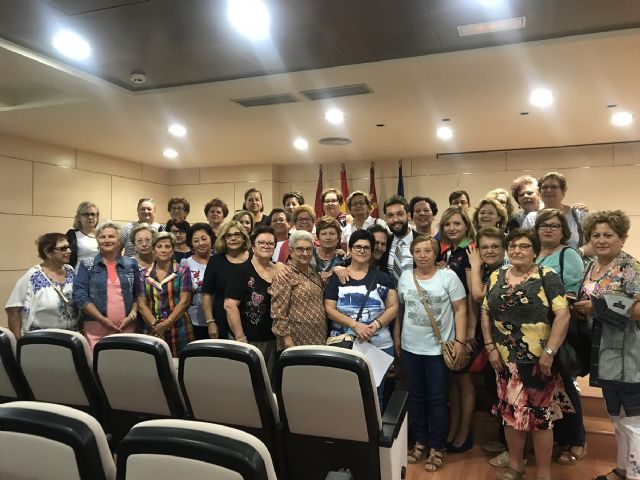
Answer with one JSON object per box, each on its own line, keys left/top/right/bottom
{"left": 611, "top": 407, "right": 640, "bottom": 479}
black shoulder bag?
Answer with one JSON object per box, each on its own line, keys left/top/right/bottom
{"left": 539, "top": 266, "right": 582, "bottom": 377}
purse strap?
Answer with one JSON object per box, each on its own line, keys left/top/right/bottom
{"left": 354, "top": 271, "right": 378, "bottom": 323}
{"left": 412, "top": 270, "right": 444, "bottom": 344}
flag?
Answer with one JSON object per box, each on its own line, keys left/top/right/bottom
{"left": 340, "top": 163, "right": 349, "bottom": 213}
{"left": 369, "top": 162, "right": 378, "bottom": 218}
{"left": 397, "top": 160, "right": 405, "bottom": 197}
{"left": 314, "top": 165, "right": 323, "bottom": 218}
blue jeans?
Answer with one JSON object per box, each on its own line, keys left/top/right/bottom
{"left": 554, "top": 374, "right": 586, "bottom": 446}
{"left": 402, "top": 349, "right": 449, "bottom": 449}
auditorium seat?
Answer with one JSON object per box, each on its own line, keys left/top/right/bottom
{"left": 117, "top": 419, "right": 277, "bottom": 480}
{"left": 274, "top": 346, "right": 408, "bottom": 480}
{"left": 179, "top": 339, "right": 280, "bottom": 451}
{"left": 93, "top": 333, "right": 185, "bottom": 444}
{"left": 0, "top": 401, "right": 116, "bottom": 480}
{"left": 0, "top": 327, "right": 31, "bottom": 403}
{"left": 17, "top": 328, "right": 102, "bottom": 417}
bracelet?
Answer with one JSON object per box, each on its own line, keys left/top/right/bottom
{"left": 487, "top": 346, "right": 497, "bottom": 354}
{"left": 373, "top": 320, "right": 382, "bottom": 330}
{"left": 484, "top": 341, "right": 495, "bottom": 346}
{"left": 206, "top": 319, "right": 215, "bottom": 325}
{"left": 455, "top": 339, "right": 466, "bottom": 346}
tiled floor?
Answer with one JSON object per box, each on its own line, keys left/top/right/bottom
{"left": 405, "top": 445, "right": 616, "bottom": 480}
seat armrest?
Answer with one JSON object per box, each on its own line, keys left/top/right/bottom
{"left": 378, "top": 390, "right": 408, "bottom": 447}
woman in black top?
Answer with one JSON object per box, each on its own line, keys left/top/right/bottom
{"left": 201, "top": 221, "right": 251, "bottom": 340}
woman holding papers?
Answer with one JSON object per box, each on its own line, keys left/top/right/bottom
{"left": 394, "top": 234, "right": 468, "bottom": 473}
{"left": 324, "top": 229, "right": 398, "bottom": 406}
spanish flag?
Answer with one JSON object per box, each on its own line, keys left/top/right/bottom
{"left": 340, "top": 163, "right": 349, "bottom": 213}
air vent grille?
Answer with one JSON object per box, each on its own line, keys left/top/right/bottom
{"left": 318, "top": 137, "right": 352, "bottom": 146}
{"left": 301, "top": 84, "right": 372, "bottom": 101}
{"left": 232, "top": 93, "right": 300, "bottom": 107}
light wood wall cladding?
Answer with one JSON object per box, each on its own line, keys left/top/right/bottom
{"left": 1, "top": 128, "right": 640, "bottom": 327}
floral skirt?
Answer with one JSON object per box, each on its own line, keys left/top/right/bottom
{"left": 492, "top": 361, "right": 574, "bottom": 431}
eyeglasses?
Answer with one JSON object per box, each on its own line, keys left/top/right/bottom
{"left": 224, "top": 232, "right": 243, "bottom": 240}
{"left": 451, "top": 199, "right": 469, "bottom": 206}
{"left": 170, "top": 229, "right": 186, "bottom": 235}
{"left": 293, "top": 247, "right": 313, "bottom": 254}
{"left": 480, "top": 244, "right": 502, "bottom": 252}
{"left": 538, "top": 223, "right": 562, "bottom": 231}
{"left": 169, "top": 206, "right": 185, "bottom": 212}
{"left": 507, "top": 243, "right": 533, "bottom": 251}
{"left": 540, "top": 184, "right": 561, "bottom": 191}
{"left": 271, "top": 218, "right": 287, "bottom": 224}
{"left": 255, "top": 240, "right": 275, "bottom": 248}
{"left": 296, "top": 217, "right": 313, "bottom": 223}
{"left": 352, "top": 245, "right": 371, "bottom": 252}
{"left": 53, "top": 245, "right": 71, "bottom": 251}
{"left": 81, "top": 212, "right": 97, "bottom": 218}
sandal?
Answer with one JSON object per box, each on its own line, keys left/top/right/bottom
{"left": 498, "top": 466, "right": 525, "bottom": 480}
{"left": 424, "top": 448, "right": 444, "bottom": 472}
{"left": 557, "top": 443, "right": 587, "bottom": 465}
{"left": 594, "top": 469, "right": 627, "bottom": 480}
{"left": 407, "top": 442, "right": 427, "bottom": 464}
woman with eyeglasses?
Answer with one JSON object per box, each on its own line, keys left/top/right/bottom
{"left": 270, "top": 229, "right": 326, "bottom": 351}
{"left": 166, "top": 197, "right": 189, "bottom": 224}
{"left": 66, "top": 201, "right": 100, "bottom": 270}
{"left": 166, "top": 219, "right": 191, "bottom": 263}
{"left": 313, "top": 215, "right": 345, "bottom": 284}
{"left": 325, "top": 229, "right": 398, "bottom": 405}
{"left": 277, "top": 204, "right": 317, "bottom": 263}
{"left": 481, "top": 228, "right": 572, "bottom": 480}
{"left": 533, "top": 208, "right": 588, "bottom": 468}
{"left": 131, "top": 224, "right": 155, "bottom": 271}
{"left": 341, "top": 191, "right": 388, "bottom": 247}
{"left": 6, "top": 233, "right": 78, "bottom": 339}
{"left": 225, "top": 226, "right": 277, "bottom": 374}
{"left": 202, "top": 221, "right": 251, "bottom": 340}
{"left": 321, "top": 187, "right": 347, "bottom": 227}
{"left": 73, "top": 222, "right": 139, "bottom": 348}
{"left": 522, "top": 172, "right": 587, "bottom": 251}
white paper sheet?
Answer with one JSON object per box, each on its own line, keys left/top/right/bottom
{"left": 352, "top": 341, "right": 394, "bottom": 387}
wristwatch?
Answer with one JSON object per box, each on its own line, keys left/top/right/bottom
{"left": 544, "top": 346, "right": 556, "bottom": 356}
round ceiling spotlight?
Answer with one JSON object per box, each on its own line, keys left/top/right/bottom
{"left": 436, "top": 126, "right": 454, "bottom": 140}
{"left": 324, "top": 108, "right": 345, "bottom": 125}
{"left": 529, "top": 88, "right": 554, "bottom": 108}
{"left": 292, "top": 138, "right": 309, "bottom": 151}
{"left": 52, "top": 30, "right": 91, "bottom": 60}
{"left": 611, "top": 111, "right": 634, "bottom": 127}
{"left": 168, "top": 124, "right": 188, "bottom": 137}
{"left": 163, "top": 148, "right": 178, "bottom": 159}
{"left": 227, "top": 0, "right": 271, "bottom": 41}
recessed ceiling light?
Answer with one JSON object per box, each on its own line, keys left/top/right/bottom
{"left": 293, "top": 138, "right": 309, "bottom": 151}
{"left": 529, "top": 88, "right": 554, "bottom": 108}
{"left": 457, "top": 16, "right": 525, "bottom": 37}
{"left": 227, "top": 0, "right": 271, "bottom": 41}
{"left": 163, "top": 148, "right": 178, "bottom": 159}
{"left": 611, "top": 111, "right": 634, "bottom": 127}
{"left": 52, "top": 30, "right": 91, "bottom": 60}
{"left": 478, "top": 0, "right": 505, "bottom": 6}
{"left": 168, "top": 124, "right": 187, "bottom": 137}
{"left": 436, "top": 126, "right": 454, "bottom": 140}
{"left": 324, "top": 108, "right": 345, "bottom": 124}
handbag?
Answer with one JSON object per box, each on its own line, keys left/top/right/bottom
{"left": 539, "top": 266, "right": 582, "bottom": 377}
{"left": 326, "top": 271, "right": 379, "bottom": 349}
{"left": 412, "top": 271, "right": 471, "bottom": 371}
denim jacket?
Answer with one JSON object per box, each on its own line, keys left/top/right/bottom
{"left": 73, "top": 254, "right": 139, "bottom": 322}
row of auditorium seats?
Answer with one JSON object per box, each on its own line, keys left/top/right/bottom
{"left": 0, "top": 400, "right": 278, "bottom": 480}
{"left": 0, "top": 327, "right": 408, "bottom": 480}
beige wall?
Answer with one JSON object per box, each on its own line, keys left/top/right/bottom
{"left": 2, "top": 130, "right": 640, "bottom": 326}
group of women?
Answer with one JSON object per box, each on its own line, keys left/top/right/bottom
{"left": 4, "top": 176, "right": 639, "bottom": 480}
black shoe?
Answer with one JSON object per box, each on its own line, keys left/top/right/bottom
{"left": 445, "top": 433, "right": 473, "bottom": 454}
